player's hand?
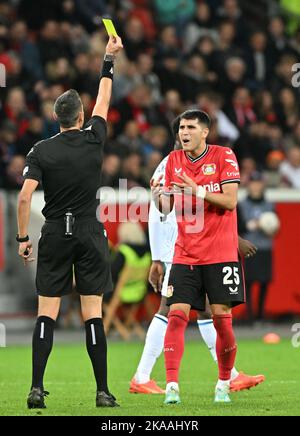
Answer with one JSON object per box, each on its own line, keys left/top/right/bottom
{"left": 105, "top": 35, "right": 123, "bottom": 56}
{"left": 238, "top": 237, "right": 257, "bottom": 258}
{"left": 150, "top": 175, "right": 163, "bottom": 202}
{"left": 171, "top": 172, "right": 198, "bottom": 195}
{"left": 149, "top": 261, "right": 164, "bottom": 293}
{"left": 18, "top": 241, "right": 35, "bottom": 266}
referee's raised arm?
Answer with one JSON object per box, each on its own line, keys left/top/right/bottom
{"left": 92, "top": 35, "right": 123, "bottom": 120}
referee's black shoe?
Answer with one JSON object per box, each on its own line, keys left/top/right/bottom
{"left": 27, "top": 387, "right": 49, "bottom": 409}
{"left": 96, "top": 391, "right": 120, "bottom": 407}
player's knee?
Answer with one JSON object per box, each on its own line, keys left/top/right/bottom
{"left": 197, "top": 310, "right": 212, "bottom": 320}
{"left": 168, "top": 309, "right": 189, "bottom": 330}
{"left": 157, "top": 297, "right": 169, "bottom": 317}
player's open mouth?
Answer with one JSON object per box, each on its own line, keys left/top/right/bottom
{"left": 182, "top": 139, "right": 190, "bottom": 144}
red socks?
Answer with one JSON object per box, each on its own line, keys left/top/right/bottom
{"left": 213, "top": 314, "right": 237, "bottom": 380}
{"left": 164, "top": 310, "right": 189, "bottom": 384}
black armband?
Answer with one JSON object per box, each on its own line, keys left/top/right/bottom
{"left": 100, "top": 54, "right": 115, "bottom": 80}
{"left": 16, "top": 234, "right": 29, "bottom": 243}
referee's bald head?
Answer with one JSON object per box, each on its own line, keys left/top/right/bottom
{"left": 54, "top": 89, "right": 83, "bottom": 128}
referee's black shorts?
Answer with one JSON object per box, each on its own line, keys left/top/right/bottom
{"left": 36, "top": 218, "right": 113, "bottom": 297}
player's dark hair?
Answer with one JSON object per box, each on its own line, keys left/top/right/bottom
{"left": 54, "top": 89, "right": 83, "bottom": 128}
{"left": 171, "top": 115, "right": 180, "bottom": 138}
{"left": 179, "top": 109, "right": 211, "bottom": 129}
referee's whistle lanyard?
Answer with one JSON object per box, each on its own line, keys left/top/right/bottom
{"left": 64, "top": 210, "right": 75, "bottom": 236}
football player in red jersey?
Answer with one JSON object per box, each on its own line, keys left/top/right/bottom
{"left": 153, "top": 109, "right": 247, "bottom": 404}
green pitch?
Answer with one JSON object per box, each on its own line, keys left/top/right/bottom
{"left": 0, "top": 339, "right": 299, "bottom": 416}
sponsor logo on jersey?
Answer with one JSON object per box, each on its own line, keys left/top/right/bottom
{"left": 166, "top": 285, "right": 174, "bottom": 297}
{"left": 23, "top": 166, "right": 29, "bottom": 176}
{"left": 226, "top": 171, "right": 240, "bottom": 177}
{"left": 226, "top": 149, "right": 233, "bottom": 155}
{"left": 175, "top": 167, "right": 182, "bottom": 175}
{"left": 229, "top": 286, "right": 238, "bottom": 294}
{"left": 225, "top": 159, "right": 238, "bottom": 170}
{"left": 202, "top": 163, "right": 216, "bottom": 175}
{"left": 202, "top": 182, "right": 221, "bottom": 192}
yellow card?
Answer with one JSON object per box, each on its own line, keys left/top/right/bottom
{"left": 102, "top": 18, "right": 118, "bottom": 37}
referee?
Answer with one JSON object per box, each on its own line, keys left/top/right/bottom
{"left": 17, "top": 35, "right": 123, "bottom": 409}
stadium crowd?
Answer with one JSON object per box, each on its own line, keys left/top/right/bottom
{"left": 1, "top": 0, "right": 300, "bottom": 190}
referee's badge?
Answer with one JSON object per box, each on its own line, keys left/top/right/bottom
{"left": 166, "top": 285, "right": 174, "bottom": 298}
{"left": 202, "top": 164, "right": 216, "bottom": 175}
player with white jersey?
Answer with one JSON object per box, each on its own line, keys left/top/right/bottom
{"left": 129, "top": 127, "right": 264, "bottom": 395}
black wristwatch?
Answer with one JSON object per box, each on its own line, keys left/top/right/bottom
{"left": 16, "top": 234, "right": 29, "bottom": 243}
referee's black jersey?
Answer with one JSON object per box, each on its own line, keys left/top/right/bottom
{"left": 23, "top": 116, "right": 106, "bottom": 219}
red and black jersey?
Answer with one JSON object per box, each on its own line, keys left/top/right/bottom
{"left": 164, "top": 144, "right": 240, "bottom": 265}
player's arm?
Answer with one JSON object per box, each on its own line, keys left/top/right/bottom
{"left": 17, "top": 179, "right": 39, "bottom": 264}
{"left": 92, "top": 35, "right": 123, "bottom": 120}
{"left": 204, "top": 182, "right": 238, "bottom": 211}
{"left": 172, "top": 172, "right": 238, "bottom": 211}
{"left": 148, "top": 201, "right": 164, "bottom": 292}
{"left": 238, "top": 236, "right": 257, "bottom": 257}
{"left": 152, "top": 158, "right": 174, "bottom": 215}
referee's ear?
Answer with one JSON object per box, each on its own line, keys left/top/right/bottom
{"left": 78, "top": 110, "right": 84, "bottom": 128}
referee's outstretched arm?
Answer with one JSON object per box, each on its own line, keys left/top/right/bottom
{"left": 92, "top": 35, "right": 123, "bottom": 120}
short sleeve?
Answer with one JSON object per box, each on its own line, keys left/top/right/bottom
{"left": 23, "top": 144, "right": 42, "bottom": 183}
{"left": 219, "top": 148, "right": 240, "bottom": 185}
{"left": 84, "top": 116, "right": 107, "bottom": 144}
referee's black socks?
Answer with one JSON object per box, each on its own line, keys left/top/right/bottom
{"left": 31, "top": 316, "right": 55, "bottom": 390}
{"left": 85, "top": 318, "right": 109, "bottom": 394}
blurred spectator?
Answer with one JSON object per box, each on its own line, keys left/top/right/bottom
{"left": 276, "top": 87, "right": 300, "bottom": 132}
{"left": 117, "top": 120, "right": 143, "bottom": 153}
{"left": 239, "top": 172, "right": 279, "bottom": 322}
{"left": 4, "top": 87, "right": 30, "bottom": 138}
{"left": 0, "top": 120, "right": 18, "bottom": 166}
{"left": 153, "top": 0, "right": 196, "bottom": 27}
{"left": 16, "top": 116, "right": 44, "bottom": 156}
{"left": 101, "top": 154, "right": 122, "bottom": 188}
{"left": 3, "top": 155, "right": 25, "bottom": 190}
{"left": 136, "top": 53, "right": 162, "bottom": 104}
{"left": 37, "top": 21, "right": 71, "bottom": 66}
{"left": 40, "top": 100, "right": 60, "bottom": 138}
{"left": 264, "top": 150, "right": 285, "bottom": 187}
{"left": 226, "top": 87, "right": 257, "bottom": 133}
{"left": 183, "top": 2, "right": 217, "bottom": 53}
{"left": 239, "top": 157, "right": 257, "bottom": 187}
{"left": 245, "top": 30, "right": 273, "bottom": 88}
{"left": 254, "top": 89, "right": 278, "bottom": 125}
{"left": 110, "top": 222, "right": 150, "bottom": 305}
{"left": 142, "top": 126, "right": 169, "bottom": 157}
{"left": 279, "top": 146, "right": 300, "bottom": 188}
{"left": 196, "top": 91, "right": 240, "bottom": 144}
{"left": 9, "top": 20, "right": 43, "bottom": 80}
{"left": 120, "top": 152, "right": 148, "bottom": 189}
{"left": 122, "top": 16, "right": 150, "bottom": 61}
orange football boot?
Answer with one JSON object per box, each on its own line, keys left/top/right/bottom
{"left": 230, "top": 372, "right": 265, "bottom": 392}
{"left": 129, "top": 378, "right": 165, "bottom": 394}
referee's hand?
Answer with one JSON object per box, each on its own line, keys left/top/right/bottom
{"left": 149, "top": 261, "right": 164, "bottom": 293}
{"left": 105, "top": 35, "right": 123, "bottom": 56}
{"left": 18, "top": 241, "right": 35, "bottom": 266}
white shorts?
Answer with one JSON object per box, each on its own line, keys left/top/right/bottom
{"left": 161, "top": 262, "right": 172, "bottom": 297}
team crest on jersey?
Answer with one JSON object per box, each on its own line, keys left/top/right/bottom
{"left": 202, "top": 163, "right": 216, "bottom": 176}
{"left": 166, "top": 285, "right": 174, "bottom": 298}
